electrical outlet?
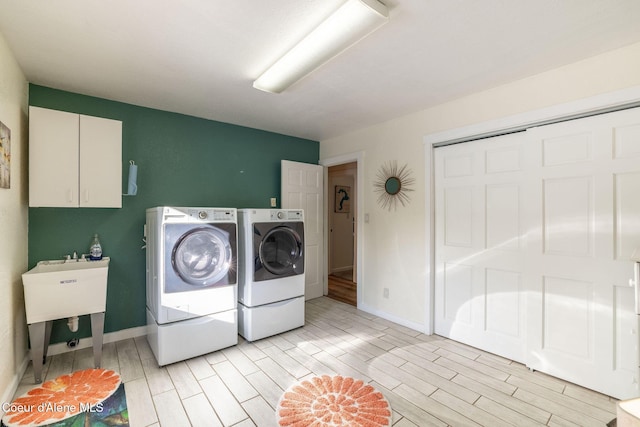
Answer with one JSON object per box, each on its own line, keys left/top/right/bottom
{"left": 383, "top": 288, "right": 389, "bottom": 298}
{"left": 270, "top": 197, "right": 277, "bottom": 207}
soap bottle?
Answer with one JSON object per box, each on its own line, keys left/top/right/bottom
{"left": 89, "top": 234, "right": 103, "bottom": 260}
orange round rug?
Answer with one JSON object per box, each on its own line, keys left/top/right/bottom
{"left": 277, "top": 375, "right": 392, "bottom": 427}
{"left": 2, "top": 368, "right": 124, "bottom": 427}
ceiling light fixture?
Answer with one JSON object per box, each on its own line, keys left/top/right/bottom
{"left": 253, "top": 0, "right": 389, "bottom": 94}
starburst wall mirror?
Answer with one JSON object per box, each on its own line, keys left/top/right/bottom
{"left": 373, "top": 161, "right": 415, "bottom": 211}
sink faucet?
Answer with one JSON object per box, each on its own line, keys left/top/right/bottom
{"left": 64, "top": 252, "right": 80, "bottom": 262}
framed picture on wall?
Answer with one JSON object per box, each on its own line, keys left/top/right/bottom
{"left": 0, "top": 120, "right": 10, "bottom": 189}
{"left": 335, "top": 185, "right": 350, "bottom": 213}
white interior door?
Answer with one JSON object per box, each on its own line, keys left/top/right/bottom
{"left": 281, "top": 160, "right": 324, "bottom": 300}
{"left": 434, "top": 133, "right": 528, "bottom": 363}
{"left": 524, "top": 108, "right": 640, "bottom": 399}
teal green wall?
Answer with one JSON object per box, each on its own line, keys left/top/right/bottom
{"left": 28, "top": 84, "right": 319, "bottom": 344}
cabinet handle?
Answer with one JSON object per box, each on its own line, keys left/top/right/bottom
{"left": 84, "top": 189, "right": 90, "bottom": 203}
{"left": 67, "top": 189, "right": 74, "bottom": 203}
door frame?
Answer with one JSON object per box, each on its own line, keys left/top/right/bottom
{"left": 320, "top": 151, "right": 364, "bottom": 307}
{"left": 423, "top": 85, "right": 640, "bottom": 336}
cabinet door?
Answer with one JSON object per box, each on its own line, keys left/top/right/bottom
{"left": 79, "top": 115, "right": 122, "bottom": 207}
{"left": 29, "top": 106, "right": 79, "bottom": 207}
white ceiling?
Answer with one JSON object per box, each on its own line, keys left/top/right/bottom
{"left": 1, "top": 0, "right": 639, "bottom": 141}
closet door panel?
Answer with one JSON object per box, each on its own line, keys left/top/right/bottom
{"left": 525, "top": 107, "right": 640, "bottom": 400}
{"left": 434, "top": 133, "right": 527, "bottom": 363}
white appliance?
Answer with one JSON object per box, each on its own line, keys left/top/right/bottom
{"left": 238, "top": 209, "right": 305, "bottom": 341}
{"left": 146, "top": 206, "right": 238, "bottom": 365}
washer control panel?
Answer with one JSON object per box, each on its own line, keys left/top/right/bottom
{"left": 186, "top": 208, "right": 236, "bottom": 222}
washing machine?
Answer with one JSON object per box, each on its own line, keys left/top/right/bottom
{"left": 237, "top": 209, "right": 305, "bottom": 341}
{"left": 146, "top": 206, "right": 238, "bottom": 365}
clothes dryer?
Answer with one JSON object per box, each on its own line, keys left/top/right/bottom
{"left": 237, "top": 209, "right": 305, "bottom": 341}
{"left": 146, "top": 206, "right": 238, "bottom": 365}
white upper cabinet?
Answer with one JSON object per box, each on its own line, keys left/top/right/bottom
{"left": 78, "top": 114, "right": 122, "bottom": 207}
{"left": 29, "top": 106, "right": 122, "bottom": 208}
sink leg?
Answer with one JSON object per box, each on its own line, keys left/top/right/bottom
{"left": 28, "top": 322, "right": 46, "bottom": 383}
{"left": 43, "top": 320, "right": 53, "bottom": 361}
{"left": 90, "top": 312, "right": 105, "bottom": 368}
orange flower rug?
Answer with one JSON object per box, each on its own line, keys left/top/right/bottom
{"left": 1, "top": 368, "right": 128, "bottom": 427}
{"left": 276, "top": 375, "right": 392, "bottom": 426}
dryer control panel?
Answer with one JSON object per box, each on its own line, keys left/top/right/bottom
{"left": 270, "top": 210, "right": 303, "bottom": 221}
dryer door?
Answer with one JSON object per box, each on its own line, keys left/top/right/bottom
{"left": 165, "top": 223, "right": 237, "bottom": 292}
{"left": 254, "top": 223, "right": 304, "bottom": 281}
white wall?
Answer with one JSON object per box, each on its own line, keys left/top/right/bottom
{"left": 320, "top": 42, "right": 640, "bottom": 332}
{"left": 0, "top": 32, "right": 29, "bottom": 406}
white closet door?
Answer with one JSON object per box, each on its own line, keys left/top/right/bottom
{"left": 434, "top": 106, "right": 640, "bottom": 399}
{"left": 434, "top": 132, "right": 527, "bottom": 363}
{"left": 525, "top": 108, "right": 640, "bottom": 399}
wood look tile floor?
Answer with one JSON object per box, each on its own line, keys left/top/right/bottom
{"left": 14, "top": 297, "right": 618, "bottom": 426}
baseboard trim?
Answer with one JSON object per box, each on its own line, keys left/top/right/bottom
{"left": 1, "top": 325, "right": 148, "bottom": 417}
{"left": 357, "top": 302, "right": 426, "bottom": 334}
{"left": 0, "top": 355, "right": 29, "bottom": 419}
{"left": 330, "top": 266, "right": 353, "bottom": 274}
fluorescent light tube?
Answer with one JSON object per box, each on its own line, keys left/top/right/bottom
{"left": 253, "top": 0, "right": 389, "bottom": 93}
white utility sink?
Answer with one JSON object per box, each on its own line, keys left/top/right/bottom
{"left": 22, "top": 257, "right": 110, "bottom": 383}
{"left": 22, "top": 257, "right": 109, "bottom": 324}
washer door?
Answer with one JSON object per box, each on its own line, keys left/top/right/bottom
{"left": 255, "top": 224, "right": 304, "bottom": 281}
{"left": 164, "top": 223, "right": 237, "bottom": 292}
